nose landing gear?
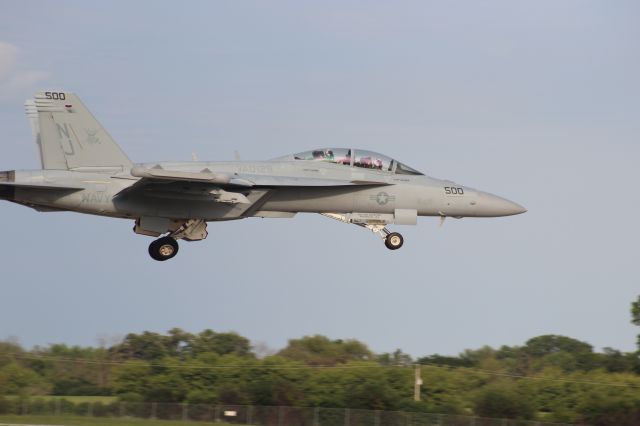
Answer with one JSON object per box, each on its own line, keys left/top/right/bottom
{"left": 384, "top": 232, "right": 404, "bottom": 250}
{"left": 321, "top": 213, "right": 405, "bottom": 251}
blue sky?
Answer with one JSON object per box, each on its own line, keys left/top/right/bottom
{"left": 0, "top": 1, "right": 639, "bottom": 356}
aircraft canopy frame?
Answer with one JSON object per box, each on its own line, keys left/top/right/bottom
{"left": 290, "top": 148, "right": 423, "bottom": 175}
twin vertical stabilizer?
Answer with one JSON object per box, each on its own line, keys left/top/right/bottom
{"left": 24, "top": 92, "right": 132, "bottom": 170}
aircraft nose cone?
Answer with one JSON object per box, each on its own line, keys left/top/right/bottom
{"left": 477, "top": 192, "right": 527, "bottom": 217}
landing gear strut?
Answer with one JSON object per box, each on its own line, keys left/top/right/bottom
{"left": 136, "top": 219, "right": 209, "bottom": 261}
{"left": 149, "top": 237, "right": 179, "bottom": 261}
{"left": 354, "top": 223, "right": 404, "bottom": 251}
{"left": 321, "top": 213, "right": 405, "bottom": 251}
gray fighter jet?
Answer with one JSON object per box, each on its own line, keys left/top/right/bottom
{"left": 0, "top": 92, "right": 526, "bottom": 261}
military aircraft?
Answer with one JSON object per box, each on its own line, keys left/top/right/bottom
{"left": 0, "top": 91, "right": 526, "bottom": 261}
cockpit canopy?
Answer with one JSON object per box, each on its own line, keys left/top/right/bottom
{"left": 291, "top": 148, "right": 423, "bottom": 175}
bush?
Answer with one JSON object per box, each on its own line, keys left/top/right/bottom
{"left": 186, "top": 389, "right": 218, "bottom": 405}
{"left": 52, "top": 378, "right": 111, "bottom": 396}
{"left": 74, "top": 401, "right": 90, "bottom": 416}
{"left": 0, "top": 397, "right": 10, "bottom": 414}
{"left": 117, "top": 392, "right": 144, "bottom": 403}
{"left": 576, "top": 393, "right": 640, "bottom": 426}
{"left": 473, "top": 383, "right": 536, "bottom": 420}
{"left": 28, "top": 398, "right": 53, "bottom": 415}
{"left": 93, "top": 401, "right": 118, "bottom": 417}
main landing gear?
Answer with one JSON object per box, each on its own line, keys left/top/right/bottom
{"left": 139, "top": 219, "right": 208, "bottom": 261}
{"left": 149, "top": 237, "right": 179, "bottom": 261}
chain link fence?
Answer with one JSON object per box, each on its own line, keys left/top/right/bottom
{"left": 0, "top": 399, "right": 590, "bottom": 426}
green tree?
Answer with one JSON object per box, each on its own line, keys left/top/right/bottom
{"left": 576, "top": 387, "right": 640, "bottom": 426}
{"left": 417, "top": 354, "right": 473, "bottom": 368}
{"left": 420, "top": 365, "right": 484, "bottom": 414}
{"left": 340, "top": 366, "right": 405, "bottom": 410}
{"left": 246, "top": 356, "right": 309, "bottom": 406}
{"left": 113, "top": 332, "right": 169, "bottom": 361}
{"left": 165, "top": 328, "right": 194, "bottom": 358}
{"left": 34, "top": 344, "right": 112, "bottom": 395}
{"left": 0, "top": 341, "right": 23, "bottom": 369}
{"left": 190, "top": 330, "right": 252, "bottom": 357}
{"left": 112, "top": 362, "right": 152, "bottom": 398}
{"left": 599, "top": 347, "right": 636, "bottom": 373}
{"left": 185, "top": 389, "right": 218, "bottom": 404}
{"left": 524, "top": 335, "right": 596, "bottom": 372}
{"left": 0, "top": 361, "right": 50, "bottom": 396}
{"left": 524, "top": 335, "right": 593, "bottom": 357}
{"left": 144, "top": 371, "right": 188, "bottom": 402}
{"left": 632, "top": 296, "right": 640, "bottom": 351}
{"left": 278, "top": 335, "right": 372, "bottom": 366}
{"left": 377, "top": 349, "right": 412, "bottom": 366}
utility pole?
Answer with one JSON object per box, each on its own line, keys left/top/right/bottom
{"left": 414, "top": 364, "right": 422, "bottom": 401}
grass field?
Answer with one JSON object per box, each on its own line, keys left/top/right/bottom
{"left": 0, "top": 415, "right": 234, "bottom": 426}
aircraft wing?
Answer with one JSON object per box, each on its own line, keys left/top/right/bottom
{"left": 0, "top": 182, "right": 84, "bottom": 191}
{"left": 116, "top": 165, "right": 388, "bottom": 198}
{"left": 235, "top": 174, "right": 390, "bottom": 187}
{"left": 114, "top": 165, "right": 390, "bottom": 206}
{"left": 129, "top": 166, "right": 252, "bottom": 186}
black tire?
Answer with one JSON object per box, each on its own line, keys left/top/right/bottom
{"left": 149, "top": 237, "right": 179, "bottom": 261}
{"left": 384, "top": 232, "right": 404, "bottom": 250}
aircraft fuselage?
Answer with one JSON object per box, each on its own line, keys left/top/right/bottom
{"left": 3, "top": 91, "right": 526, "bottom": 260}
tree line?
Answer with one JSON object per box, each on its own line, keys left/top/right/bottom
{"left": 1, "top": 296, "right": 640, "bottom": 426}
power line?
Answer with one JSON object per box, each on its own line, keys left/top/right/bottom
{"left": 419, "top": 363, "right": 640, "bottom": 389}
{"left": 8, "top": 353, "right": 381, "bottom": 370}
{"left": 6, "top": 353, "right": 640, "bottom": 389}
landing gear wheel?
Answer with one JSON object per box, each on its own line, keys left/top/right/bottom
{"left": 149, "top": 237, "right": 179, "bottom": 261}
{"left": 384, "top": 232, "right": 404, "bottom": 250}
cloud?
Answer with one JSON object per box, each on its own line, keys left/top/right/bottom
{"left": 0, "top": 42, "right": 50, "bottom": 100}
{"left": 0, "top": 42, "right": 19, "bottom": 79}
